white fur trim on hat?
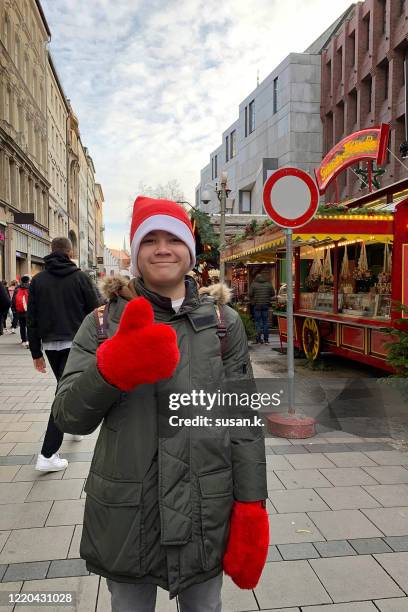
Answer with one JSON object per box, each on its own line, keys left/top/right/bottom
{"left": 130, "top": 214, "right": 196, "bottom": 276}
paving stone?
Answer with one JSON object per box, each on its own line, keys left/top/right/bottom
{"left": 58, "top": 452, "right": 95, "bottom": 463}
{"left": 270, "top": 445, "right": 310, "bottom": 455}
{"left": 307, "top": 444, "right": 351, "bottom": 453}
{"left": 0, "top": 526, "right": 74, "bottom": 564}
{"left": 0, "top": 455, "right": 33, "bottom": 465}
{"left": 268, "top": 512, "right": 325, "bottom": 545}
{"left": 308, "top": 509, "right": 384, "bottom": 541}
{"left": 374, "top": 598, "right": 408, "bottom": 611}
{"left": 0, "top": 501, "right": 52, "bottom": 530}
{"left": 46, "top": 499, "right": 85, "bottom": 526}
{"left": 19, "top": 413, "right": 49, "bottom": 422}
{"left": 1, "top": 431, "right": 43, "bottom": 444}
{"left": 3, "top": 561, "right": 49, "bottom": 582}
{"left": 264, "top": 437, "right": 292, "bottom": 446}
{"left": 319, "top": 467, "right": 378, "bottom": 487}
{"left": 266, "top": 455, "right": 294, "bottom": 470}
{"left": 268, "top": 489, "right": 330, "bottom": 513}
{"left": 26, "top": 479, "right": 84, "bottom": 502}
{"left": 275, "top": 469, "right": 333, "bottom": 489}
{"left": 0, "top": 423, "right": 31, "bottom": 432}
{"left": 383, "top": 535, "right": 408, "bottom": 552}
{"left": 267, "top": 471, "right": 286, "bottom": 490}
{"left": 0, "top": 444, "right": 15, "bottom": 456}
{"left": 315, "top": 486, "right": 381, "bottom": 510}
{"left": 309, "top": 555, "right": 404, "bottom": 602}
{"left": 0, "top": 467, "right": 20, "bottom": 482}
{"left": 323, "top": 452, "right": 378, "bottom": 468}
{"left": 264, "top": 446, "right": 275, "bottom": 455}
{"left": 266, "top": 545, "right": 282, "bottom": 562}
{"left": 348, "top": 537, "right": 393, "bottom": 554}
{"left": 361, "top": 507, "right": 408, "bottom": 536}
{"left": 62, "top": 462, "right": 91, "bottom": 480}
{"left": 47, "top": 559, "right": 88, "bottom": 579}
{"left": 59, "top": 439, "right": 96, "bottom": 453}
{"left": 0, "top": 532, "right": 10, "bottom": 555}
{"left": 302, "top": 603, "right": 377, "bottom": 611}
{"left": 0, "top": 565, "right": 6, "bottom": 581}
{"left": 0, "top": 482, "right": 33, "bottom": 504}
{"left": 348, "top": 443, "right": 394, "bottom": 452}
{"left": 254, "top": 560, "right": 331, "bottom": 608}
{"left": 17, "top": 575, "right": 99, "bottom": 612}
{"left": 218, "top": 575, "right": 260, "bottom": 611}
{"left": 362, "top": 466, "right": 408, "bottom": 484}
{"left": 9, "top": 443, "right": 41, "bottom": 456}
{"left": 363, "top": 451, "right": 408, "bottom": 465}
{"left": 374, "top": 552, "right": 408, "bottom": 592}
{"left": 68, "top": 525, "right": 82, "bottom": 559}
{"left": 277, "top": 542, "right": 320, "bottom": 560}
{"left": 283, "top": 453, "right": 336, "bottom": 469}
{"left": 12, "top": 465, "right": 63, "bottom": 482}
{"left": 363, "top": 484, "right": 408, "bottom": 507}
{"left": 314, "top": 540, "right": 357, "bottom": 557}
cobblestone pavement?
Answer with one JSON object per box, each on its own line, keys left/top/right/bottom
{"left": 1, "top": 331, "right": 408, "bottom": 611}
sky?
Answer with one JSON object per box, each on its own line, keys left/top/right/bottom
{"left": 41, "top": 0, "right": 353, "bottom": 249}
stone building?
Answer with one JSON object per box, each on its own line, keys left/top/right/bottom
{"left": 67, "top": 103, "right": 80, "bottom": 262}
{"left": 103, "top": 246, "right": 130, "bottom": 278}
{"left": 85, "top": 147, "right": 96, "bottom": 269}
{"left": 94, "top": 182, "right": 104, "bottom": 275}
{"left": 78, "top": 138, "right": 88, "bottom": 270}
{"left": 47, "top": 51, "right": 68, "bottom": 241}
{"left": 320, "top": 0, "right": 408, "bottom": 202}
{"left": 0, "top": 0, "right": 51, "bottom": 280}
{"left": 196, "top": 8, "right": 353, "bottom": 219}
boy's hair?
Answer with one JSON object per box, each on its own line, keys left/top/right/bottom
{"left": 21, "top": 275, "right": 30, "bottom": 283}
{"left": 51, "top": 237, "right": 73, "bottom": 255}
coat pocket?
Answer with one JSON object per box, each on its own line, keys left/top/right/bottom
{"left": 81, "top": 471, "right": 144, "bottom": 577}
{"left": 198, "top": 468, "right": 234, "bottom": 571}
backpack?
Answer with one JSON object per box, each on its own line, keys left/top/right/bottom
{"left": 15, "top": 287, "right": 28, "bottom": 313}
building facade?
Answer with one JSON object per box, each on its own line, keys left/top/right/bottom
{"left": 0, "top": 0, "right": 51, "bottom": 280}
{"left": 103, "top": 246, "right": 130, "bottom": 278}
{"left": 67, "top": 103, "right": 80, "bottom": 262}
{"left": 196, "top": 10, "right": 352, "bottom": 219}
{"left": 320, "top": 0, "right": 408, "bottom": 202}
{"left": 94, "top": 182, "right": 104, "bottom": 275}
{"left": 47, "top": 51, "right": 68, "bottom": 241}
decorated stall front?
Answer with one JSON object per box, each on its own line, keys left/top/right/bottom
{"left": 222, "top": 180, "right": 408, "bottom": 372}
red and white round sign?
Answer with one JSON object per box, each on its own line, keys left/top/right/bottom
{"left": 263, "top": 167, "right": 319, "bottom": 229}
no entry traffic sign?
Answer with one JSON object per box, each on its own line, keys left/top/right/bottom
{"left": 263, "top": 167, "right": 319, "bottom": 229}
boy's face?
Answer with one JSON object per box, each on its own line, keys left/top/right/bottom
{"left": 138, "top": 230, "right": 191, "bottom": 287}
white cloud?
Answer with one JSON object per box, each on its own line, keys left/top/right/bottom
{"left": 42, "top": 0, "right": 352, "bottom": 248}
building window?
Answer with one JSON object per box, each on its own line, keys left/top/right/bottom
{"left": 248, "top": 100, "right": 255, "bottom": 134}
{"left": 273, "top": 77, "right": 278, "bottom": 114}
{"left": 384, "top": 60, "right": 389, "bottom": 100}
{"left": 230, "top": 130, "right": 236, "bottom": 158}
{"left": 349, "top": 31, "right": 356, "bottom": 67}
{"left": 239, "top": 190, "right": 251, "bottom": 214}
{"left": 225, "top": 135, "right": 229, "bottom": 162}
{"left": 364, "top": 13, "right": 370, "bottom": 51}
{"left": 244, "top": 106, "right": 248, "bottom": 137}
{"left": 24, "top": 55, "right": 29, "bottom": 87}
{"left": 367, "top": 75, "right": 372, "bottom": 113}
{"left": 337, "top": 46, "right": 343, "bottom": 83}
{"left": 381, "top": 0, "right": 386, "bottom": 34}
{"left": 3, "top": 14, "right": 10, "bottom": 51}
{"left": 32, "top": 70, "right": 37, "bottom": 99}
{"left": 400, "top": 0, "right": 405, "bottom": 16}
{"left": 214, "top": 154, "right": 217, "bottom": 179}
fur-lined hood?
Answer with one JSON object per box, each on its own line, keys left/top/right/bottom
{"left": 100, "top": 275, "right": 232, "bottom": 305}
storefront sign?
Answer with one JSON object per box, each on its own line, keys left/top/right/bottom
{"left": 20, "top": 224, "right": 46, "bottom": 239}
{"left": 315, "top": 124, "right": 390, "bottom": 194}
{"left": 403, "top": 244, "right": 408, "bottom": 318}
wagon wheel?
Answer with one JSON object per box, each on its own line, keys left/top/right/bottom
{"left": 302, "top": 318, "right": 321, "bottom": 361}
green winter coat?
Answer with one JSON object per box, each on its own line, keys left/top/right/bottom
{"left": 249, "top": 274, "right": 274, "bottom": 306}
{"left": 52, "top": 276, "right": 267, "bottom": 597}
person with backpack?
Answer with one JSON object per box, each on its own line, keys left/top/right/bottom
{"left": 27, "top": 237, "right": 100, "bottom": 472}
{"left": 0, "top": 281, "right": 11, "bottom": 336}
{"left": 12, "top": 275, "right": 30, "bottom": 347}
{"left": 249, "top": 273, "right": 274, "bottom": 344}
{"left": 51, "top": 197, "right": 269, "bottom": 611}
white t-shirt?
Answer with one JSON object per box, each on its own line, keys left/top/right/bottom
{"left": 171, "top": 297, "right": 184, "bottom": 313}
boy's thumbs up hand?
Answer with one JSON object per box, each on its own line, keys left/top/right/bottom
{"left": 96, "top": 297, "right": 180, "bottom": 391}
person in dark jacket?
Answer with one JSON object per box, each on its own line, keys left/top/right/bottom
{"left": 12, "top": 275, "right": 31, "bottom": 346}
{"left": 0, "top": 281, "right": 11, "bottom": 336}
{"left": 52, "top": 197, "right": 269, "bottom": 611}
{"left": 249, "top": 273, "right": 274, "bottom": 344}
{"left": 27, "top": 237, "right": 99, "bottom": 472}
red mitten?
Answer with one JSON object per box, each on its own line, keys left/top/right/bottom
{"left": 223, "top": 501, "right": 269, "bottom": 589}
{"left": 96, "top": 297, "right": 180, "bottom": 391}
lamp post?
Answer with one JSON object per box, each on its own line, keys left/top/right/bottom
{"left": 201, "top": 172, "right": 232, "bottom": 284}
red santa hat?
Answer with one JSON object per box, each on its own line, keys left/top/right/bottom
{"left": 130, "top": 196, "right": 196, "bottom": 276}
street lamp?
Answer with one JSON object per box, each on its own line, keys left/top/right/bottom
{"left": 201, "top": 172, "right": 231, "bottom": 284}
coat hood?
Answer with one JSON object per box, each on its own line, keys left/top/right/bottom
{"left": 198, "top": 283, "right": 232, "bottom": 305}
{"left": 44, "top": 252, "right": 79, "bottom": 277}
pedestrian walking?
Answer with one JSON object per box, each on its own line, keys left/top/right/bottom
{"left": 12, "top": 275, "right": 30, "bottom": 346}
{"left": 7, "top": 281, "right": 18, "bottom": 333}
{"left": 52, "top": 197, "right": 269, "bottom": 611}
{"left": 0, "top": 281, "right": 11, "bottom": 336}
{"left": 249, "top": 272, "right": 274, "bottom": 344}
{"left": 27, "top": 237, "right": 100, "bottom": 472}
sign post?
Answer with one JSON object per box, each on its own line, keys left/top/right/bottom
{"left": 263, "top": 167, "right": 319, "bottom": 437}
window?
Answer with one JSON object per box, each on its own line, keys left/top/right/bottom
{"left": 239, "top": 191, "right": 251, "bottom": 213}
{"left": 367, "top": 75, "right": 372, "bottom": 113}
{"left": 230, "top": 130, "right": 236, "bottom": 159}
{"left": 273, "top": 77, "right": 278, "bottom": 114}
{"left": 244, "top": 106, "right": 248, "bottom": 137}
{"left": 349, "top": 31, "right": 356, "bottom": 67}
{"left": 5, "top": 87, "right": 11, "bottom": 124}
{"left": 364, "top": 13, "right": 370, "bottom": 51}
{"left": 225, "top": 135, "right": 229, "bottom": 162}
{"left": 381, "top": 0, "right": 386, "bottom": 34}
{"left": 400, "top": 0, "right": 405, "bottom": 16}
{"left": 337, "top": 46, "right": 343, "bottom": 82}
{"left": 32, "top": 70, "right": 37, "bottom": 99}
{"left": 3, "top": 14, "right": 10, "bottom": 51}
{"left": 214, "top": 154, "right": 218, "bottom": 179}
{"left": 384, "top": 60, "right": 389, "bottom": 100}
{"left": 24, "top": 55, "right": 29, "bottom": 87}
{"left": 14, "top": 36, "right": 20, "bottom": 69}
{"left": 248, "top": 100, "right": 255, "bottom": 134}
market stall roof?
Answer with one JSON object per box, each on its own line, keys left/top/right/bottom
{"left": 222, "top": 213, "right": 394, "bottom": 263}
